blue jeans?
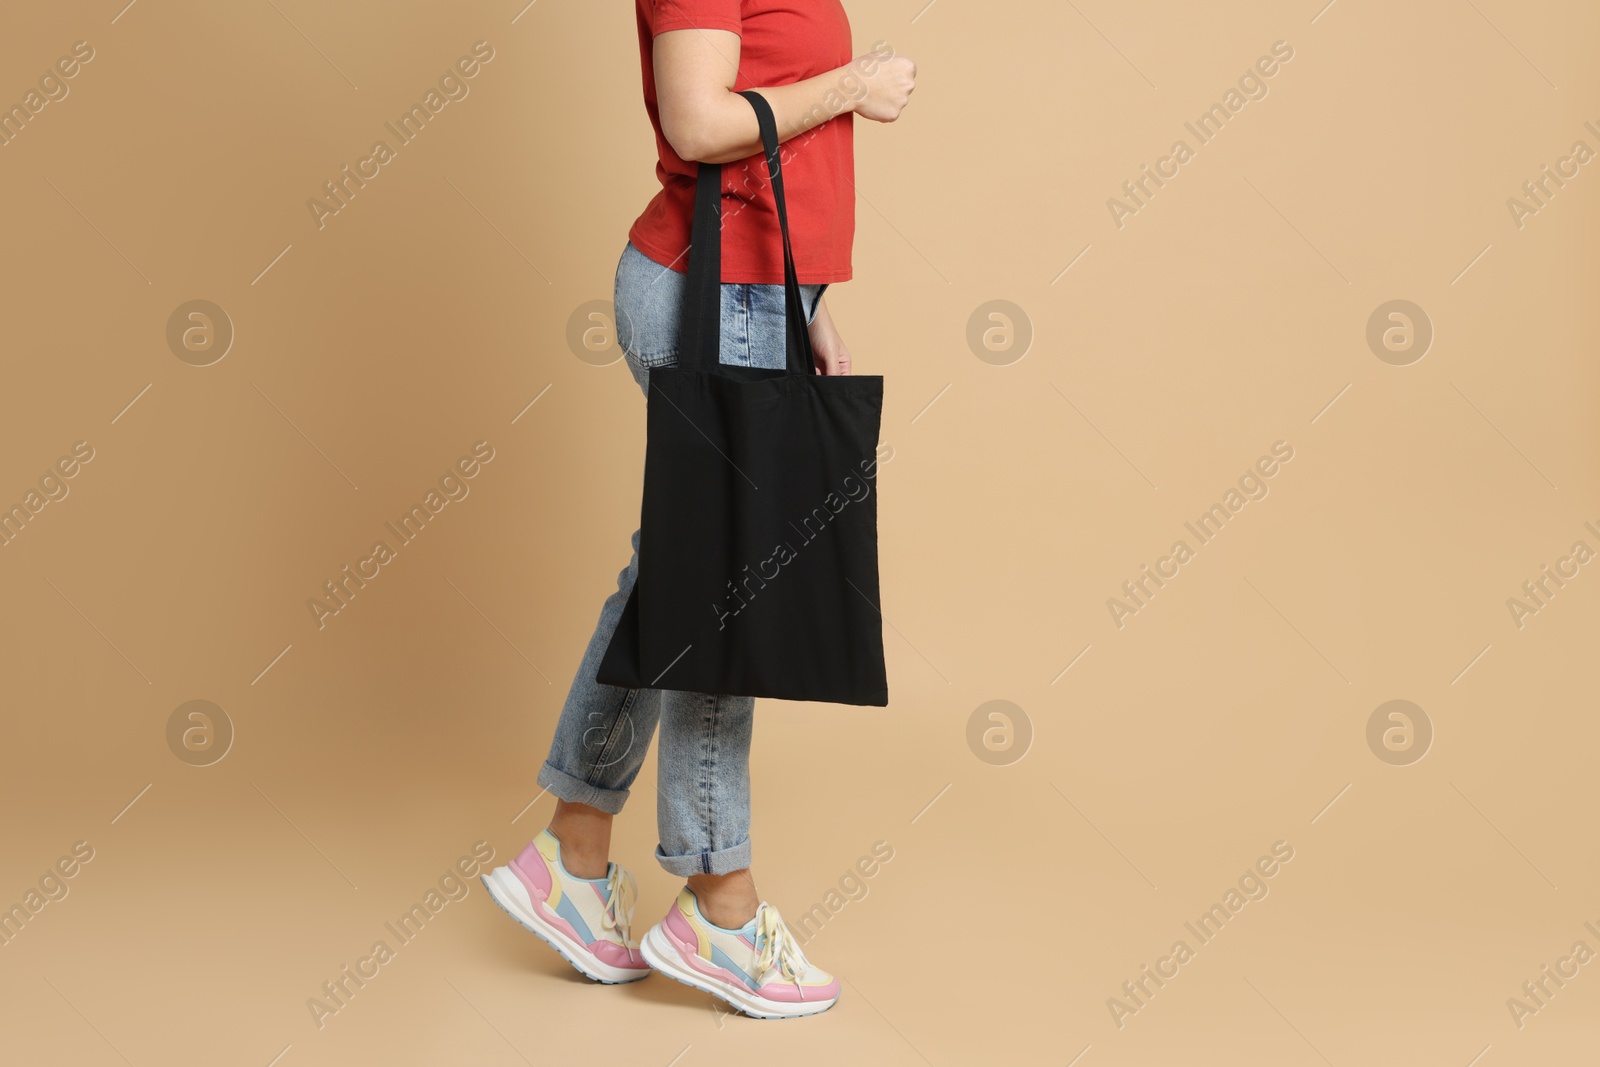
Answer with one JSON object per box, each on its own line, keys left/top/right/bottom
{"left": 537, "top": 241, "right": 826, "bottom": 877}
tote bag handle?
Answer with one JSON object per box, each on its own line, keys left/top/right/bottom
{"left": 678, "top": 89, "right": 817, "bottom": 377}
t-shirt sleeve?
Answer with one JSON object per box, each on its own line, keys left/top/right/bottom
{"left": 650, "top": 0, "right": 742, "bottom": 36}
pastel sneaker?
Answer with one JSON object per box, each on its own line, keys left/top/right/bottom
{"left": 480, "top": 829, "right": 649, "bottom": 984}
{"left": 640, "top": 887, "right": 841, "bottom": 1018}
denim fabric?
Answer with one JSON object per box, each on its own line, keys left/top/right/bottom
{"left": 536, "top": 241, "right": 825, "bottom": 877}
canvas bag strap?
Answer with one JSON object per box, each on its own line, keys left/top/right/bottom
{"left": 679, "top": 89, "right": 817, "bottom": 377}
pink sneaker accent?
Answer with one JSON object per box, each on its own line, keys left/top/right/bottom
{"left": 663, "top": 902, "right": 698, "bottom": 948}
{"left": 480, "top": 830, "right": 649, "bottom": 984}
{"left": 511, "top": 842, "right": 552, "bottom": 900}
{"left": 660, "top": 909, "right": 747, "bottom": 988}
{"left": 640, "top": 888, "right": 840, "bottom": 1019}
{"left": 591, "top": 940, "right": 644, "bottom": 967}
{"left": 754, "top": 974, "right": 842, "bottom": 1003}
{"left": 505, "top": 842, "right": 590, "bottom": 946}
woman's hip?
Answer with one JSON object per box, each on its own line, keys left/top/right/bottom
{"left": 612, "top": 241, "right": 824, "bottom": 374}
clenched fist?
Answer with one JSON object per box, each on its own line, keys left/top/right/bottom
{"left": 853, "top": 51, "right": 917, "bottom": 123}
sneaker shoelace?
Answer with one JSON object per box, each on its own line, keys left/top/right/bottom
{"left": 600, "top": 865, "right": 635, "bottom": 944}
{"left": 752, "top": 903, "right": 809, "bottom": 997}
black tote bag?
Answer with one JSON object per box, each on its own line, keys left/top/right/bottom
{"left": 596, "top": 89, "right": 888, "bottom": 707}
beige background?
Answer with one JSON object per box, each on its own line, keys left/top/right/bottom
{"left": 1, "top": 0, "right": 1596, "bottom": 1064}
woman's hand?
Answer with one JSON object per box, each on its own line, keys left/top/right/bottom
{"left": 807, "top": 295, "right": 851, "bottom": 376}
{"left": 853, "top": 50, "right": 917, "bottom": 123}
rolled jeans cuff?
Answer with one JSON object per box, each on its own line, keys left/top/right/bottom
{"left": 537, "top": 761, "right": 629, "bottom": 815}
{"left": 655, "top": 837, "right": 752, "bottom": 877}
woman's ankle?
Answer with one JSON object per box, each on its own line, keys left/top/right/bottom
{"left": 687, "top": 870, "right": 760, "bottom": 928}
{"left": 547, "top": 800, "right": 613, "bottom": 879}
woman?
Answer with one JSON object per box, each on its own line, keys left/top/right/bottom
{"left": 482, "top": 1, "right": 915, "bottom": 1019}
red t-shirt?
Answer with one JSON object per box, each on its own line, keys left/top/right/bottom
{"left": 628, "top": 1, "right": 855, "bottom": 284}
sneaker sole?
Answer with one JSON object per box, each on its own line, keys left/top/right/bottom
{"left": 639, "top": 925, "right": 839, "bottom": 1019}
{"left": 480, "top": 867, "right": 648, "bottom": 985}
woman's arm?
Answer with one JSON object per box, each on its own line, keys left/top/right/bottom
{"left": 654, "top": 30, "right": 915, "bottom": 164}
{"left": 807, "top": 295, "right": 851, "bottom": 376}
